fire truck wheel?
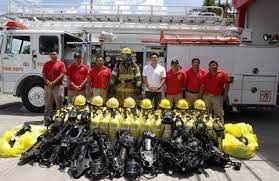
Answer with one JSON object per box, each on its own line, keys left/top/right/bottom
{"left": 21, "top": 82, "right": 45, "bottom": 113}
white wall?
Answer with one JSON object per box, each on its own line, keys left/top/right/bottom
{"left": 246, "top": 0, "right": 279, "bottom": 45}
{"left": 166, "top": 45, "right": 279, "bottom": 105}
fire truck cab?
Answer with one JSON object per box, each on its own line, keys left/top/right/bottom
{"left": 0, "top": 21, "right": 82, "bottom": 112}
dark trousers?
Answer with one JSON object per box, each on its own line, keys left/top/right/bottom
{"left": 145, "top": 91, "right": 162, "bottom": 109}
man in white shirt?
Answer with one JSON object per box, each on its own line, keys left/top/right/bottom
{"left": 142, "top": 52, "right": 166, "bottom": 108}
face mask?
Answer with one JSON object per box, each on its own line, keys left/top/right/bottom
{"left": 121, "top": 53, "right": 128, "bottom": 59}
{"left": 125, "top": 57, "right": 132, "bottom": 63}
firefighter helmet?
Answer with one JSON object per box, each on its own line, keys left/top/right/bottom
{"left": 106, "top": 97, "right": 119, "bottom": 109}
{"left": 176, "top": 99, "right": 189, "bottom": 110}
{"left": 73, "top": 95, "right": 86, "bottom": 106}
{"left": 121, "top": 47, "right": 132, "bottom": 55}
{"left": 140, "top": 99, "right": 152, "bottom": 109}
{"left": 123, "top": 97, "right": 136, "bottom": 108}
{"left": 159, "top": 99, "right": 171, "bottom": 109}
{"left": 194, "top": 99, "right": 206, "bottom": 111}
{"left": 91, "top": 96, "right": 104, "bottom": 107}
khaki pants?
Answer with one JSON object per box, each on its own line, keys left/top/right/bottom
{"left": 44, "top": 85, "right": 64, "bottom": 120}
{"left": 185, "top": 91, "right": 200, "bottom": 107}
{"left": 68, "top": 90, "right": 85, "bottom": 104}
{"left": 166, "top": 93, "right": 183, "bottom": 106}
{"left": 203, "top": 94, "right": 224, "bottom": 118}
{"left": 92, "top": 88, "right": 109, "bottom": 102}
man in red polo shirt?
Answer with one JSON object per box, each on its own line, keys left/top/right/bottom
{"left": 166, "top": 59, "right": 185, "bottom": 106}
{"left": 185, "top": 58, "right": 207, "bottom": 107}
{"left": 87, "top": 57, "right": 111, "bottom": 101}
{"left": 42, "top": 49, "right": 66, "bottom": 122}
{"left": 200, "top": 60, "right": 230, "bottom": 119}
{"left": 66, "top": 53, "right": 88, "bottom": 103}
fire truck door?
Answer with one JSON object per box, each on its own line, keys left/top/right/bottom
{"left": 31, "top": 34, "right": 61, "bottom": 73}
{"left": 1, "top": 34, "right": 32, "bottom": 93}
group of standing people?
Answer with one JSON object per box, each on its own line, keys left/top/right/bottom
{"left": 142, "top": 53, "right": 230, "bottom": 119}
{"left": 164, "top": 57, "right": 230, "bottom": 118}
{"left": 42, "top": 47, "right": 230, "bottom": 122}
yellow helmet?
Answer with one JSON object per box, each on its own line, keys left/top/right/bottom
{"left": 121, "top": 47, "right": 132, "bottom": 55}
{"left": 106, "top": 97, "right": 119, "bottom": 109}
{"left": 73, "top": 95, "right": 86, "bottom": 106}
{"left": 194, "top": 99, "right": 206, "bottom": 111}
{"left": 176, "top": 99, "right": 189, "bottom": 110}
{"left": 140, "top": 99, "right": 152, "bottom": 109}
{"left": 123, "top": 97, "right": 136, "bottom": 108}
{"left": 159, "top": 99, "right": 171, "bottom": 109}
{"left": 91, "top": 96, "right": 103, "bottom": 107}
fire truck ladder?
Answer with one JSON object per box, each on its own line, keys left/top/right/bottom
{"left": 1, "top": 2, "right": 241, "bottom": 37}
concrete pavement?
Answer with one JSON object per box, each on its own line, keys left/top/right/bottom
{"left": 0, "top": 94, "right": 21, "bottom": 109}
{"left": 226, "top": 110, "right": 279, "bottom": 170}
{"left": 0, "top": 96, "right": 279, "bottom": 180}
{"left": 0, "top": 155, "right": 278, "bottom": 181}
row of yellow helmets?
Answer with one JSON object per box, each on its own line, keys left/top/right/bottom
{"left": 72, "top": 95, "right": 207, "bottom": 111}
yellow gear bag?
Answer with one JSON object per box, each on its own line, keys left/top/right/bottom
{"left": 0, "top": 124, "right": 47, "bottom": 157}
{"left": 222, "top": 132, "right": 259, "bottom": 159}
{"left": 225, "top": 123, "right": 253, "bottom": 137}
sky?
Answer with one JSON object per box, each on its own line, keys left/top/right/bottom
{"left": 0, "top": 0, "right": 204, "bottom": 6}
{"left": 0, "top": 0, "right": 230, "bottom": 15}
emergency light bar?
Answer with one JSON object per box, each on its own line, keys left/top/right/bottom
{"left": 5, "top": 21, "right": 27, "bottom": 30}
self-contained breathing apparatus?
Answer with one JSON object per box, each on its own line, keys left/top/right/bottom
{"left": 158, "top": 115, "right": 241, "bottom": 176}
{"left": 18, "top": 106, "right": 242, "bottom": 180}
{"left": 110, "top": 130, "right": 134, "bottom": 177}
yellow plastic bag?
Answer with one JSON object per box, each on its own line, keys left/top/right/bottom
{"left": 225, "top": 123, "right": 253, "bottom": 137}
{"left": 0, "top": 124, "right": 46, "bottom": 157}
{"left": 222, "top": 133, "right": 259, "bottom": 159}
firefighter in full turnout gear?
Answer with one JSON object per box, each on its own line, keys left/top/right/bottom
{"left": 110, "top": 47, "right": 142, "bottom": 103}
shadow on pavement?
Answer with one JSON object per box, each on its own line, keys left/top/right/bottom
{"left": 0, "top": 102, "right": 42, "bottom": 117}
{"left": 25, "top": 120, "right": 44, "bottom": 125}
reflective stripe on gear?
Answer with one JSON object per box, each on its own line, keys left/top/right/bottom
{"left": 110, "top": 61, "right": 142, "bottom": 88}
{"left": 112, "top": 70, "right": 117, "bottom": 76}
{"left": 135, "top": 72, "right": 141, "bottom": 77}
{"left": 136, "top": 81, "right": 141, "bottom": 87}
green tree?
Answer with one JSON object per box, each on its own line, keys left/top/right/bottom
{"left": 203, "top": 0, "right": 216, "bottom": 6}
{"left": 219, "top": 2, "right": 234, "bottom": 18}
{"left": 203, "top": 0, "right": 217, "bottom": 15}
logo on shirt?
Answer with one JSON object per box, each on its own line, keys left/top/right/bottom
{"left": 217, "top": 73, "right": 222, "bottom": 78}
{"left": 80, "top": 67, "right": 85, "bottom": 73}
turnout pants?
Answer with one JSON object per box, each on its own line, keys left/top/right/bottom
{"left": 117, "top": 91, "right": 136, "bottom": 104}
{"left": 116, "top": 83, "right": 136, "bottom": 103}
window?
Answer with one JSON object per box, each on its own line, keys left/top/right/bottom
{"left": 5, "top": 36, "right": 30, "bottom": 54}
{"left": 39, "top": 36, "right": 59, "bottom": 55}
